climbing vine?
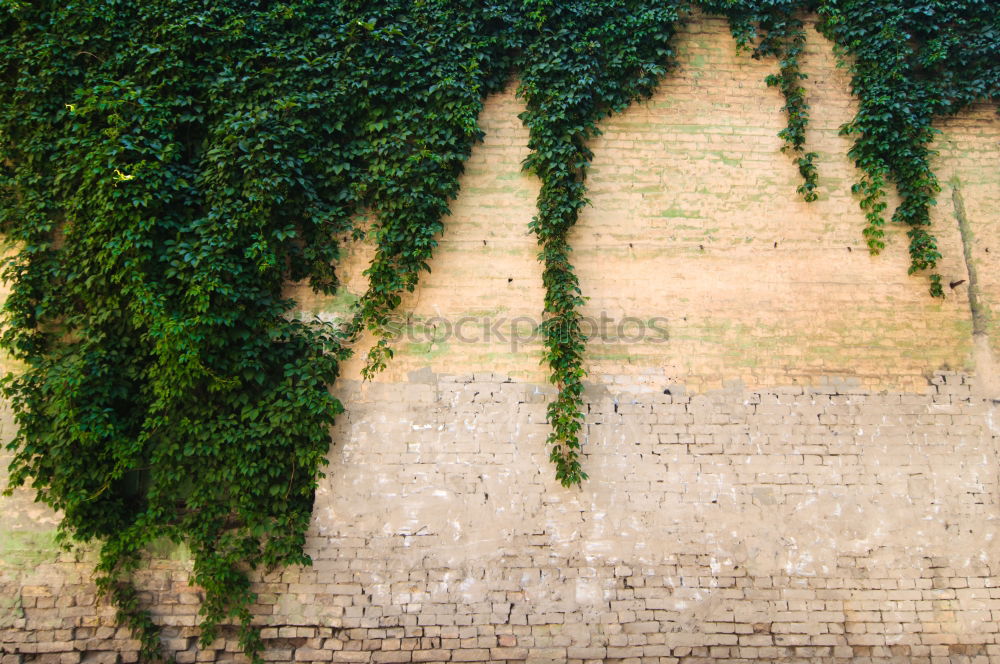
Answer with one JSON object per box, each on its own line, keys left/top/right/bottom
{"left": 517, "top": 0, "right": 681, "bottom": 486}
{"left": 338, "top": 3, "right": 516, "bottom": 377}
{"left": 702, "top": 0, "right": 820, "bottom": 201}
{"left": 819, "top": 0, "right": 999, "bottom": 297}
{"left": 0, "top": 0, "right": 996, "bottom": 661}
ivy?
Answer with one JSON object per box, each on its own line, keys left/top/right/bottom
{"left": 0, "top": 4, "right": 357, "bottom": 660}
{"left": 701, "top": 0, "right": 821, "bottom": 201}
{"left": 338, "top": 3, "right": 516, "bottom": 377}
{"left": 0, "top": 0, "right": 996, "bottom": 661}
{"left": 819, "top": 0, "right": 999, "bottom": 296}
{"left": 516, "top": 0, "right": 681, "bottom": 486}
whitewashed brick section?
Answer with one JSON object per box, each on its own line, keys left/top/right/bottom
{"left": 5, "top": 371, "right": 1000, "bottom": 663}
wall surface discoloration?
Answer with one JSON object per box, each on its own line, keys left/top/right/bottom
{"left": 3, "top": 14, "right": 1000, "bottom": 664}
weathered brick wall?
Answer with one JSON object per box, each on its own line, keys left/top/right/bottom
{"left": 3, "top": 14, "right": 1000, "bottom": 664}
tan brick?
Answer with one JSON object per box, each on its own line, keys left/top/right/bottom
{"left": 411, "top": 650, "right": 451, "bottom": 663}
{"left": 448, "top": 650, "right": 490, "bottom": 662}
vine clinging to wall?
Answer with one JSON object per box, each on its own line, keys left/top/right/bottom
{"left": 516, "top": 0, "right": 682, "bottom": 486}
{"left": 0, "top": 0, "right": 996, "bottom": 661}
{"left": 703, "top": 0, "right": 821, "bottom": 201}
{"left": 820, "top": 0, "right": 999, "bottom": 297}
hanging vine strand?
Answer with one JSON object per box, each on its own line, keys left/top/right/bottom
{"left": 517, "top": 0, "right": 681, "bottom": 486}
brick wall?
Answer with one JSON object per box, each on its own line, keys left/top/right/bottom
{"left": 3, "top": 13, "right": 1000, "bottom": 664}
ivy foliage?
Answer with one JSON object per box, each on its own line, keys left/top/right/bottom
{"left": 0, "top": 1, "right": 511, "bottom": 660}
{"left": 517, "top": 0, "right": 682, "bottom": 486}
{"left": 820, "top": 0, "right": 999, "bottom": 297}
{"left": 0, "top": 0, "right": 996, "bottom": 661}
{"left": 702, "top": 0, "right": 821, "bottom": 201}
{"left": 337, "top": 3, "right": 516, "bottom": 377}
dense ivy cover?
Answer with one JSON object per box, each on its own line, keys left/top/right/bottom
{"left": 819, "top": 0, "right": 999, "bottom": 296}
{"left": 0, "top": 0, "right": 996, "bottom": 660}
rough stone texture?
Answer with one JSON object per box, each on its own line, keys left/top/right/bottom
{"left": 4, "top": 13, "right": 1000, "bottom": 664}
